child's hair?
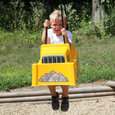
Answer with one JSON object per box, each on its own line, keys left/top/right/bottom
{"left": 49, "top": 9, "right": 66, "bottom": 22}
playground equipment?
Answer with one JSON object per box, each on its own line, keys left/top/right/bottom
{"left": 32, "top": 0, "right": 80, "bottom": 86}
{"left": 32, "top": 43, "right": 80, "bottom": 86}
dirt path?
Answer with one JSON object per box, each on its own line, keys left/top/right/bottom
{"left": 0, "top": 81, "right": 115, "bottom": 115}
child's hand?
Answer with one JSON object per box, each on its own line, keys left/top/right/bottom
{"left": 44, "top": 19, "right": 50, "bottom": 28}
{"left": 61, "top": 28, "right": 67, "bottom": 37}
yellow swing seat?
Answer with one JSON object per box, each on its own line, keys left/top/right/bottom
{"left": 32, "top": 43, "right": 80, "bottom": 86}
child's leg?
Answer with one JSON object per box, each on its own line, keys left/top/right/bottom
{"left": 61, "top": 85, "right": 69, "bottom": 111}
{"left": 48, "top": 85, "right": 57, "bottom": 96}
{"left": 61, "top": 85, "right": 69, "bottom": 97}
{"left": 48, "top": 85, "right": 59, "bottom": 110}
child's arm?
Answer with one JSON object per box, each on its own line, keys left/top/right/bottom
{"left": 42, "top": 20, "right": 50, "bottom": 44}
{"left": 61, "top": 28, "right": 71, "bottom": 47}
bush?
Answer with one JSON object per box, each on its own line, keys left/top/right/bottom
{"left": 104, "top": 6, "right": 115, "bottom": 35}
{"left": 0, "top": 2, "right": 14, "bottom": 31}
{"left": 58, "top": 2, "right": 80, "bottom": 32}
{"left": 29, "top": 1, "right": 46, "bottom": 31}
{"left": 0, "top": 1, "right": 46, "bottom": 32}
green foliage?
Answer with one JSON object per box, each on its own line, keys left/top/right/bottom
{"left": 0, "top": 30, "right": 42, "bottom": 91}
{"left": 101, "top": 0, "right": 110, "bottom": 3}
{"left": 16, "top": 2, "right": 26, "bottom": 31}
{"left": 0, "top": 0, "right": 115, "bottom": 38}
{"left": 0, "top": 1, "right": 46, "bottom": 32}
{"left": 0, "top": 1, "right": 115, "bottom": 37}
{"left": 29, "top": 1, "right": 46, "bottom": 31}
{"left": 0, "top": 75, "right": 31, "bottom": 91}
{"left": 58, "top": 2, "right": 80, "bottom": 31}
{"left": 78, "top": 67, "right": 115, "bottom": 83}
{"left": 104, "top": 6, "right": 115, "bottom": 35}
{"left": 0, "top": 2, "right": 14, "bottom": 31}
{"left": 75, "top": 37, "right": 115, "bottom": 83}
{"left": 80, "top": 5, "right": 91, "bottom": 22}
{"left": 72, "top": 21, "right": 101, "bottom": 43}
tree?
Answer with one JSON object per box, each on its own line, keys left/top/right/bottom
{"left": 92, "top": 0, "right": 104, "bottom": 30}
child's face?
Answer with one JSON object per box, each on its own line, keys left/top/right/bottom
{"left": 50, "top": 16, "right": 65, "bottom": 36}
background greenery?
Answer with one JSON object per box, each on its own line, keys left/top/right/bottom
{"left": 0, "top": 0, "right": 115, "bottom": 91}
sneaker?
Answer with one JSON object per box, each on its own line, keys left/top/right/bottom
{"left": 51, "top": 92, "right": 59, "bottom": 110}
{"left": 61, "top": 97, "right": 69, "bottom": 112}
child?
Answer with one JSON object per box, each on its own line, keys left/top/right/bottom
{"left": 42, "top": 10, "right": 72, "bottom": 112}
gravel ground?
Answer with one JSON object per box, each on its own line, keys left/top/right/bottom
{"left": 0, "top": 81, "right": 115, "bottom": 115}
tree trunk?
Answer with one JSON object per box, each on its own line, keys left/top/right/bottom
{"left": 92, "top": 0, "right": 104, "bottom": 30}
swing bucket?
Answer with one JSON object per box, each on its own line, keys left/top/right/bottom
{"left": 32, "top": 44, "right": 80, "bottom": 86}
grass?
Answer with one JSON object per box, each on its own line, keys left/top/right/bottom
{"left": 0, "top": 30, "right": 42, "bottom": 91}
{"left": 75, "top": 37, "right": 115, "bottom": 83}
{"left": 0, "top": 29, "right": 115, "bottom": 91}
